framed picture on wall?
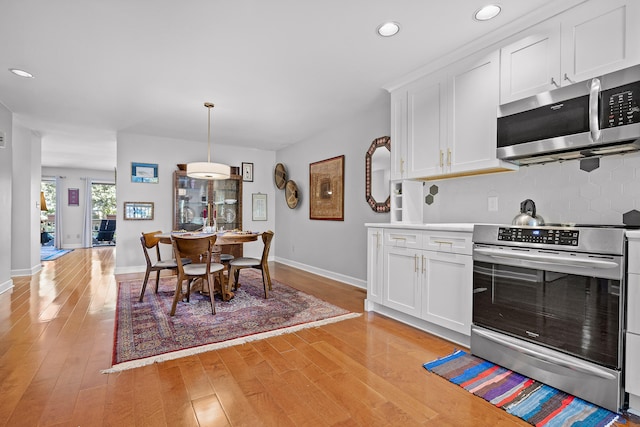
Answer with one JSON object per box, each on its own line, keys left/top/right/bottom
{"left": 123, "top": 202, "right": 154, "bottom": 220}
{"left": 252, "top": 193, "right": 267, "bottom": 221}
{"left": 242, "top": 162, "right": 254, "bottom": 182}
{"left": 68, "top": 188, "right": 79, "bottom": 206}
{"left": 131, "top": 162, "right": 159, "bottom": 183}
{"left": 309, "top": 155, "right": 344, "bottom": 220}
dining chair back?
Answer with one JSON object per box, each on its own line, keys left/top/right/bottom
{"left": 138, "top": 230, "right": 181, "bottom": 302}
{"left": 170, "top": 234, "right": 224, "bottom": 316}
{"left": 228, "top": 230, "right": 274, "bottom": 298}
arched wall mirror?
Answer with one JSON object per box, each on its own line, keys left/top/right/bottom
{"left": 365, "top": 136, "right": 391, "bottom": 213}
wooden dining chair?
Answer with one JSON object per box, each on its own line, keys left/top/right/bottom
{"left": 138, "top": 230, "right": 192, "bottom": 302}
{"left": 228, "top": 231, "right": 274, "bottom": 298}
{"left": 170, "top": 234, "right": 224, "bottom": 316}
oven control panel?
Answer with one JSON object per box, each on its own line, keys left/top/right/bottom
{"left": 497, "top": 227, "right": 579, "bottom": 246}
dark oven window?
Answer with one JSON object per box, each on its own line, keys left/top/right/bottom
{"left": 473, "top": 261, "right": 621, "bottom": 369}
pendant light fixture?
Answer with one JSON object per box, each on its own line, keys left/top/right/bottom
{"left": 186, "top": 102, "right": 231, "bottom": 180}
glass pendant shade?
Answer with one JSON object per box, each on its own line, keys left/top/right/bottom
{"left": 186, "top": 102, "right": 231, "bottom": 180}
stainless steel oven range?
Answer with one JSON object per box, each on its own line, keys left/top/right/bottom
{"left": 472, "top": 224, "right": 627, "bottom": 412}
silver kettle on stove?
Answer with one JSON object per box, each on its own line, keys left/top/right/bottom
{"left": 512, "top": 199, "right": 545, "bottom": 226}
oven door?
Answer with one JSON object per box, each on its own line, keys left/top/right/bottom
{"left": 472, "top": 244, "right": 624, "bottom": 369}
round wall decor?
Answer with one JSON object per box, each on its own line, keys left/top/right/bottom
{"left": 274, "top": 163, "right": 287, "bottom": 189}
{"left": 285, "top": 180, "right": 299, "bottom": 209}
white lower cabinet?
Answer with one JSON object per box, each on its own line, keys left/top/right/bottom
{"left": 368, "top": 225, "right": 473, "bottom": 342}
{"left": 366, "top": 228, "right": 383, "bottom": 305}
{"left": 421, "top": 250, "right": 472, "bottom": 335}
{"left": 383, "top": 245, "right": 422, "bottom": 317}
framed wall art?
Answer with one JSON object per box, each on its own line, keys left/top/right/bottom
{"left": 131, "top": 162, "right": 159, "bottom": 183}
{"left": 68, "top": 188, "right": 79, "bottom": 206}
{"left": 252, "top": 193, "right": 267, "bottom": 221}
{"left": 124, "top": 202, "right": 154, "bottom": 220}
{"left": 309, "top": 155, "right": 344, "bottom": 220}
{"left": 242, "top": 162, "right": 254, "bottom": 182}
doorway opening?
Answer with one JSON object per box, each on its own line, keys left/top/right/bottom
{"left": 40, "top": 180, "right": 56, "bottom": 246}
{"left": 92, "top": 182, "right": 116, "bottom": 246}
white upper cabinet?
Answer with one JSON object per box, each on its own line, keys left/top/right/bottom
{"left": 406, "top": 74, "right": 447, "bottom": 178}
{"left": 448, "top": 51, "right": 507, "bottom": 175}
{"left": 500, "top": 24, "right": 561, "bottom": 104}
{"left": 390, "top": 90, "right": 407, "bottom": 180}
{"left": 500, "top": 0, "right": 640, "bottom": 104}
{"left": 561, "top": 0, "right": 640, "bottom": 84}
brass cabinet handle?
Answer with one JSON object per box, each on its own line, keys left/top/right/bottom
{"left": 414, "top": 254, "right": 418, "bottom": 272}
{"left": 447, "top": 149, "right": 452, "bottom": 166}
{"left": 550, "top": 77, "right": 560, "bottom": 88}
{"left": 422, "top": 255, "right": 426, "bottom": 273}
{"left": 564, "top": 73, "right": 575, "bottom": 84}
{"left": 433, "top": 240, "right": 454, "bottom": 245}
{"left": 439, "top": 150, "right": 444, "bottom": 167}
{"left": 400, "top": 158, "right": 405, "bottom": 174}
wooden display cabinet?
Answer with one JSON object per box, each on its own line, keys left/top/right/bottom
{"left": 173, "top": 170, "right": 243, "bottom": 258}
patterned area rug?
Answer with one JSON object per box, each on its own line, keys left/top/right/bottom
{"left": 424, "top": 350, "right": 623, "bottom": 427}
{"left": 104, "top": 270, "right": 359, "bottom": 372}
{"left": 40, "top": 246, "right": 72, "bottom": 261}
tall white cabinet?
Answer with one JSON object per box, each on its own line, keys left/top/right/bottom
{"left": 626, "top": 231, "right": 640, "bottom": 415}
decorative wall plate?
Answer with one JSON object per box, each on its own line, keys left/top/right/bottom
{"left": 274, "top": 163, "right": 287, "bottom": 189}
{"left": 285, "top": 180, "right": 299, "bottom": 209}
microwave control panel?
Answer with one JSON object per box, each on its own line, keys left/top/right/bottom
{"left": 602, "top": 81, "right": 640, "bottom": 128}
{"left": 497, "top": 227, "right": 579, "bottom": 246}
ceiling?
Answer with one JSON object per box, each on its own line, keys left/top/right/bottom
{"left": 0, "top": 0, "right": 579, "bottom": 171}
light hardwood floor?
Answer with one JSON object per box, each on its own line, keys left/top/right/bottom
{"left": 0, "top": 247, "right": 636, "bottom": 426}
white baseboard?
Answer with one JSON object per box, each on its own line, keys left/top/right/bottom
{"left": 11, "top": 264, "right": 42, "bottom": 277}
{"left": 114, "top": 264, "right": 146, "bottom": 276}
{"left": 0, "top": 279, "right": 14, "bottom": 295}
{"left": 273, "top": 257, "right": 366, "bottom": 289}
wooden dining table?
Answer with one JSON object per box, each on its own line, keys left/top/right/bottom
{"left": 155, "top": 231, "right": 260, "bottom": 301}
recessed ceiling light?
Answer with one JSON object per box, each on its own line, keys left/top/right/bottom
{"left": 377, "top": 22, "right": 400, "bottom": 37}
{"left": 9, "top": 68, "right": 34, "bottom": 78}
{"left": 474, "top": 4, "right": 501, "bottom": 21}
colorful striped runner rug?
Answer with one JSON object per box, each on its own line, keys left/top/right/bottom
{"left": 424, "top": 350, "right": 623, "bottom": 427}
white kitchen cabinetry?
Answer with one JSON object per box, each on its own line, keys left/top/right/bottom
{"left": 500, "top": 0, "right": 640, "bottom": 104}
{"left": 390, "top": 180, "right": 423, "bottom": 224}
{"left": 366, "top": 228, "right": 384, "bottom": 306}
{"left": 626, "top": 232, "right": 640, "bottom": 413}
{"left": 365, "top": 224, "right": 473, "bottom": 346}
{"left": 421, "top": 231, "right": 473, "bottom": 335}
{"left": 390, "top": 90, "right": 407, "bottom": 180}
{"left": 390, "top": 50, "right": 516, "bottom": 181}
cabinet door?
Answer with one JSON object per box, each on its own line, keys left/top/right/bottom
{"left": 390, "top": 90, "right": 407, "bottom": 180}
{"left": 366, "top": 228, "right": 384, "bottom": 305}
{"left": 561, "top": 0, "right": 640, "bottom": 84}
{"left": 174, "top": 172, "right": 210, "bottom": 231}
{"left": 383, "top": 246, "right": 422, "bottom": 317}
{"left": 500, "top": 25, "right": 561, "bottom": 104}
{"left": 421, "top": 250, "right": 472, "bottom": 335}
{"left": 626, "top": 333, "right": 640, "bottom": 396}
{"left": 406, "top": 76, "right": 446, "bottom": 178}
{"left": 448, "top": 51, "right": 501, "bottom": 174}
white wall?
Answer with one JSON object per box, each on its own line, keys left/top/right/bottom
{"left": 420, "top": 153, "right": 640, "bottom": 225}
{"left": 41, "top": 167, "right": 116, "bottom": 249}
{"left": 115, "top": 132, "right": 276, "bottom": 274}
{"left": 274, "top": 94, "right": 390, "bottom": 288}
{"left": 11, "top": 124, "right": 41, "bottom": 276}
{"left": 0, "top": 103, "right": 13, "bottom": 294}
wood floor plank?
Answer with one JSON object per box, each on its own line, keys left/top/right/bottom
{"left": 0, "top": 248, "right": 636, "bottom": 427}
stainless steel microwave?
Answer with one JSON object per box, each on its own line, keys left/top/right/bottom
{"left": 497, "top": 65, "right": 640, "bottom": 165}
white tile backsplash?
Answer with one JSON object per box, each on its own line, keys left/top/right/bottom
{"left": 422, "top": 152, "right": 640, "bottom": 225}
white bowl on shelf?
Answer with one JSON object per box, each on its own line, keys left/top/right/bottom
{"left": 224, "top": 199, "right": 237, "bottom": 204}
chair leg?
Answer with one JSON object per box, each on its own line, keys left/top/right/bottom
{"left": 207, "top": 274, "right": 216, "bottom": 315}
{"left": 263, "top": 262, "right": 272, "bottom": 291}
{"left": 138, "top": 269, "right": 152, "bottom": 302}
{"left": 233, "top": 268, "right": 240, "bottom": 290}
{"left": 261, "top": 268, "right": 268, "bottom": 299}
{"left": 170, "top": 276, "right": 184, "bottom": 316}
{"left": 154, "top": 270, "right": 161, "bottom": 293}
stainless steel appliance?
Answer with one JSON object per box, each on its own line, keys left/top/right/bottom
{"left": 497, "top": 65, "right": 640, "bottom": 165}
{"left": 472, "top": 224, "right": 627, "bottom": 412}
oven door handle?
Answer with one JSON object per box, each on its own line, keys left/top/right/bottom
{"left": 473, "top": 327, "right": 617, "bottom": 380}
{"left": 473, "top": 247, "right": 618, "bottom": 269}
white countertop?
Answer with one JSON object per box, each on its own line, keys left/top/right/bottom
{"left": 364, "top": 222, "right": 475, "bottom": 232}
{"left": 627, "top": 230, "right": 640, "bottom": 239}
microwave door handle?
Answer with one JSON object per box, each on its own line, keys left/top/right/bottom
{"left": 589, "top": 77, "right": 601, "bottom": 142}
{"left": 473, "top": 247, "right": 618, "bottom": 269}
